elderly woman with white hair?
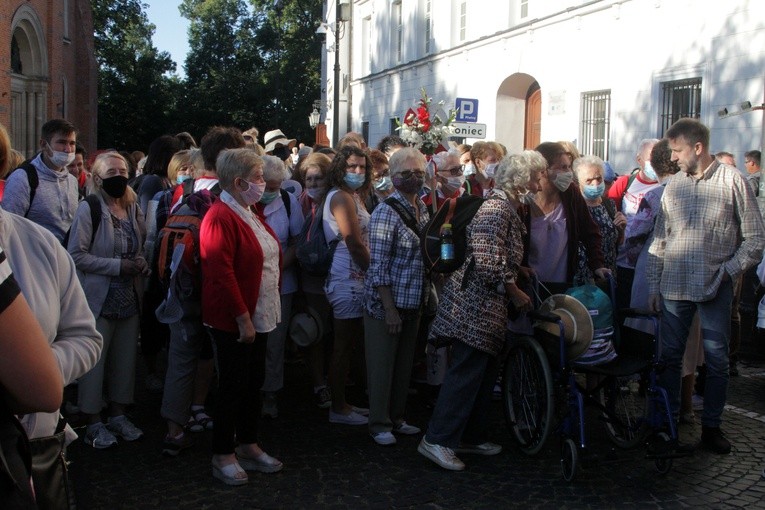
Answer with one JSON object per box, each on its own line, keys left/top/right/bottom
{"left": 255, "top": 155, "right": 305, "bottom": 418}
{"left": 572, "top": 155, "right": 626, "bottom": 284}
{"left": 418, "top": 150, "right": 544, "bottom": 471}
{"left": 363, "top": 147, "right": 430, "bottom": 446}
{"left": 200, "top": 148, "right": 283, "bottom": 485}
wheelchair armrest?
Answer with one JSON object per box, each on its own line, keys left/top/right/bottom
{"left": 620, "top": 308, "right": 660, "bottom": 318}
{"left": 528, "top": 310, "right": 560, "bottom": 323}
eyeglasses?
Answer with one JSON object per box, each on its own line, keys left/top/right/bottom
{"left": 438, "top": 165, "right": 463, "bottom": 177}
{"left": 399, "top": 169, "right": 426, "bottom": 179}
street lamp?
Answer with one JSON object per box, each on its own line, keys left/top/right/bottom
{"left": 308, "top": 108, "right": 321, "bottom": 129}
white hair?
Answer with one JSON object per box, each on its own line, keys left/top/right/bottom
{"left": 262, "top": 155, "right": 291, "bottom": 182}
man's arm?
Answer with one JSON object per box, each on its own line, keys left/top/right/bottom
{"left": 724, "top": 175, "right": 765, "bottom": 279}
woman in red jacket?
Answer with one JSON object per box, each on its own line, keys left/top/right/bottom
{"left": 200, "top": 148, "right": 283, "bottom": 486}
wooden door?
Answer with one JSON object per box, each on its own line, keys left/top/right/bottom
{"left": 524, "top": 88, "right": 541, "bottom": 149}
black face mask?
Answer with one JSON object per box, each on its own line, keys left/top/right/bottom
{"left": 101, "top": 175, "right": 128, "bottom": 198}
{"left": 272, "top": 145, "right": 291, "bottom": 161}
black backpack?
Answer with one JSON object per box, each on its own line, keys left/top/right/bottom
{"left": 420, "top": 195, "right": 485, "bottom": 274}
{"left": 295, "top": 198, "right": 341, "bottom": 277}
{"left": 9, "top": 161, "right": 38, "bottom": 218}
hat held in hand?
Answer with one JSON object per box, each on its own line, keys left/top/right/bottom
{"left": 535, "top": 294, "right": 593, "bottom": 360}
{"left": 289, "top": 307, "right": 323, "bottom": 347}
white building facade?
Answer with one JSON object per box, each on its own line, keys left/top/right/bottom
{"left": 319, "top": 0, "right": 765, "bottom": 173}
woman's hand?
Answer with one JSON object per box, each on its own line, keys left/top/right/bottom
{"left": 120, "top": 259, "right": 142, "bottom": 276}
{"left": 506, "top": 282, "right": 532, "bottom": 313}
{"left": 134, "top": 256, "right": 151, "bottom": 276}
{"left": 594, "top": 267, "right": 612, "bottom": 280}
{"left": 613, "top": 211, "right": 627, "bottom": 232}
{"left": 385, "top": 307, "right": 402, "bottom": 335}
{"left": 235, "top": 313, "right": 257, "bottom": 344}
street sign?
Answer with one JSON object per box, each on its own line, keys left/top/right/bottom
{"left": 451, "top": 122, "right": 486, "bottom": 139}
{"left": 455, "top": 98, "right": 479, "bottom": 122}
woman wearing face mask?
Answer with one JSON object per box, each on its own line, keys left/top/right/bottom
{"left": 323, "top": 146, "right": 372, "bottom": 425}
{"left": 365, "top": 149, "right": 394, "bottom": 213}
{"left": 524, "top": 142, "right": 608, "bottom": 284}
{"left": 418, "top": 151, "right": 539, "bottom": 471}
{"left": 463, "top": 141, "right": 505, "bottom": 198}
{"left": 254, "top": 156, "right": 305, "bottom": 419}
{"left": 297, "top": 152, "right": 335, "bottom": 408}
{"left": 363, "top": 148, "right": 430, "bottom": 445}
{"left": 68, "top": 152, "right": 149, "bottom": 449}
{"left": 572, "top": 155, "right": 626, "bottom": 285}
{"left": 200, "top": 148, "right": 283, "bottom": 485}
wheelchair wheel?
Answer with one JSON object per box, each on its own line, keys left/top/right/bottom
{"left": 655, "top": 456, "right": 673, "bottom": 475}
{"left": 599, "top": 375, "right": 650, "bottom": 449}
{"left": 561, "top": 438, "right": 578, "bottom": 482}
{"left": 503, "top": 336, "right": 554, "bottom": 455}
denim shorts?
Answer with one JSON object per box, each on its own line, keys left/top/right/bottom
{"left": 325, "top": 278, "right": 364, "bottom": 319}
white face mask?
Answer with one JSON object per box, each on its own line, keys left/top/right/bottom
{"left": 240, "top": 179, "right": 266, "bottom": 206}
{"left": 306, "top": 187, "right": 324, "bottom": 201}
{"left": 442, "top": 175, "right": 465, "bottom": 195}
{"left": 462, "top": 163, "right": 475, "bottom": 176}
{"left": 483, "top": 162, "right": 498, "bottom": 179}
{"left": 46, "top": 142, "right": 76, "bottom": 169}
{"left": 553, "top": 170, "right": 574, "bottom": 192}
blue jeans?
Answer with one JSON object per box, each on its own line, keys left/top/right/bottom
{"left": 425, "top": 340, "right": 500, "bottom": 448}
{"left": 660, "top": 279, "right": 733, "bottom": 428}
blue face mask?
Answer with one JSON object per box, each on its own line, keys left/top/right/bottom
{"left": 643, "top": 161, "right": 658, "bottom": 182}
{"left": 582, "top": 182, "right": 605, "bottom": 200}
{"left": 259, "top": 190, "right": 280, "bottom": 205}
{"left": 176, "top": 174, "right": 192, "bottom": 185}
{"left": 374, "top": 176, "right": 393, "bottom": 192}
{"left": 344, "top": 172, "right": 366, "bottom": 190}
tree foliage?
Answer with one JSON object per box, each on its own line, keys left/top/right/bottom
{"left": 92, "top": 0, "right": 179, "bottom": 150}
{"left": 92, "top": 0, "right": 322, "bottom": 150}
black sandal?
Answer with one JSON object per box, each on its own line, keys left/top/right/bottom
{"left": 188, "top": 408, "right": 214, "bottom": 432}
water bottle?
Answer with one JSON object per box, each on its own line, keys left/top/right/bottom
{"left": 440, "top": 223, "right": 454, "bottom": 261}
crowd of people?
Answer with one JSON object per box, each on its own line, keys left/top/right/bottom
{"left": 0, "top": 114, "right": 763, "bottom": 498}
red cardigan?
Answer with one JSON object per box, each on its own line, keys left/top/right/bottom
{"left": 200, "top": 200, "right": 282, "bottom": 333}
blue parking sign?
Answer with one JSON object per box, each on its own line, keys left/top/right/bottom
{"left": 456, "top": 98, "right": 478, "bottom": 122}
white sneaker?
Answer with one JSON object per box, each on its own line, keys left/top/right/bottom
{"left": 417, "top": 437, "right": 465, "bottom": 471}
{"left": 393, "top": 422, "right": 421, "bottom": 435}
{"left": 85, "top": 423, "right": 118, "bottom": 449}
{"left": 371, "top": 431, "right": 397, "bottom": 445}
{"left": 455, "top": 441, "right": 502, "bottom": 456}
{"left": 329, "top": 410, "right": 368, "bottom": 425}
{"left": 107, "top": 415, "right": 144, "bottom": 442}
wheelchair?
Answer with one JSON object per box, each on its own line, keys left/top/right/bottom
{"left": 501, "top": 277, "right": 688, "bottom": 481}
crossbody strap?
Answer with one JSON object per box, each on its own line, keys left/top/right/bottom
{"left": 384, "top": 197, "right": 419, "bottom": 235}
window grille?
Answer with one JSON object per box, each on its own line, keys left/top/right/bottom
{"left": 660, "top": 78, "right": 702, "bottom": 134}
{"left": 580, "top": 89, "right": 611, "bottom": 160}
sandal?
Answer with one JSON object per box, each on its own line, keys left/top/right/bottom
{"left": 212, "top": 461, "right": 248, "bottom": 486}
{"left": 235, "top": 448, "right": 283, "bottom": 474}
{"left": 189, "top": 408, "right": 214, "bottom": 432}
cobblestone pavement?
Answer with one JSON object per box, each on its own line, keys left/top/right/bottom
{"left": 65, "top": 346, "right": 765, "bottom": 509}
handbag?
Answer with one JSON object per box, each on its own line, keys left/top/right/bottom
{"left": 0, "top": 389, "right": 36, "bottom": 509}
{"left": 27, "top": 416, "right": 76, "bottom": 510}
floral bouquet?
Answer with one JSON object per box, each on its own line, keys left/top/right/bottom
{"left": 397, "top": 88, "right": 458, "bottom": 156}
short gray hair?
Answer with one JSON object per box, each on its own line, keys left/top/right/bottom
{"left": 573, "top": 154, "right": 605, "bottom": 179}
{"left": 637, "top": 138, "right": 660, "bottom": 158}
{"left": 262, "top": 155, "right": 291, "bottom": 182}
{"left": 216, "top": 148, "right": 263, "bottom": 190}
{"left": 495, "top": 150, "right": 547, "bottom": 198}
{"left": 388, "top": 147, "right": 426, "bottom": 176}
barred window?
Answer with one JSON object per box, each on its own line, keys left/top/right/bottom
{"left": 660, "top": 78, "right": 702, "bottom": 134}
{"left": 459, "top": 2, "right": 467, "bottom": 42}
{"left": 424, "top": 0, "right": 432, "bottom": 54}
{"left": 390, "top": 117, "right": 400, "bottom": 135}
{"left": 394, "top": 1, "right": 403, "bottom": 63}
{"left": 580, "top": 90, "right": 611, "bottom": 160}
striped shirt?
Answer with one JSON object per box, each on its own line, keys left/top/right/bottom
{"left": 647, "top": 160, "right": 765, "bottom": 301}
{"left": 0, "top": 246, "right": 20, "bottom": 313}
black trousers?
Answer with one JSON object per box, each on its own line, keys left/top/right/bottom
{"left": 208, "top": 328, "right": 268, "bottom": 455}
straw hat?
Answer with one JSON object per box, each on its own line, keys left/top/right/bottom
{"left": 289, "top": 307, "right": 324, "bottom": 347}
{"left": 263, "top": 129, "right": 296, "bottom": 154}
{"left": 535, "top": 294, "right": 593, "bottom": 360}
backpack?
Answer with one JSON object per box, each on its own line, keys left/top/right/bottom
{"left": 420, "top": 194, "right": 485, "bottom": 274}
{"left": 9, "top": 161, "right": 38, "bottom": 218}
{"left": 155, "top": 189, "right": 217, "bottom": 298}
{"left": 0, "top": 387, "right": 35, "bottom": 508}
{"left": 295, "top": 198, "right": 341, "bottom": 277}
{"left": 566, "top": 284, "right": 618, "bottom": 367}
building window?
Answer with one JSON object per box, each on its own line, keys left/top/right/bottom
{"left": 521, "top": 0, "right": 529, "bottom": 18}
{"left": 580, "top": 90, "right": 611, "bottom": 160}
{"left": 660, "top": 78, "right": 702, "bottom": 134}
{"left": 361, "top": 16, "right": 371, "bottom": 75}
{"left": 362, "top": 121, "right": 369, "bottom": 145}
{"left": 459, "top": 2, "right": 467, "bottom": 42}
{"left": 393, "top": 1, "right": 403, "bottom": 63}
{"left": 390, "top": 117, "right": 400, "bottom": 135}
{"left": 424, "top": 0, "right": 432, "bottom": 54}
